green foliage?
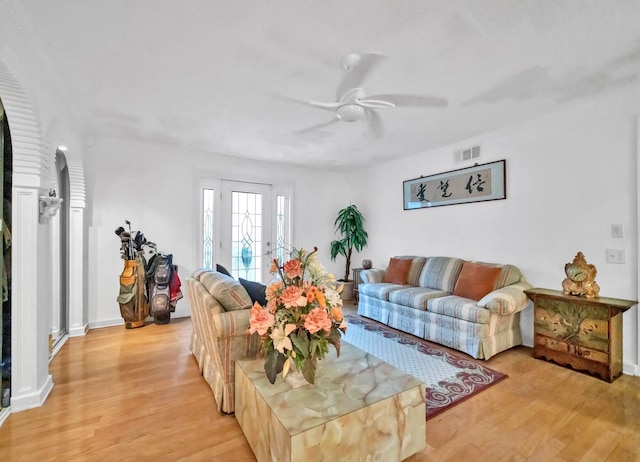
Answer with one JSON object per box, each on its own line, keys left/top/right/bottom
{"left": 330, "top": 204, "right": 368, "bottom": 281}
{"left": 291, "top": 330, "right": 310, "bottom": 358}
{"left": 326, "top": 328, "right": 342, "bottom": 358}
{"left": 302, "top": 356, "right": 317, "bottom": 384}
{"left": 264, "top": 349, "right": 285, "bottom": 385}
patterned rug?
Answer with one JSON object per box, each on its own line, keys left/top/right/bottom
{"left": 343, "top": 315, "right": 508, "bottom": 418}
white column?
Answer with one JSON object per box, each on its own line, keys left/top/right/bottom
{"left": 10, "top": 187, "right": 53, "bottom": 411}
{"left": 68, "top": 206, "right": 86, "bottom": 336}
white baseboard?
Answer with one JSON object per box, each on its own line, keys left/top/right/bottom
{"left": 89, "top": 313, "right": 192, "bottom": 331}
{"left": 89, "top": 318, "right": 126, "bottom": 330}
{"left": 623, "top": 361, "right": 639, "bottom": 377}
{"left": 10, "top": 374, "right": 54, "bottom": 413}
{"left": 0, "top": 407, "right": 10, "bottom": 427}
{"left": 69, "top": 323, "right": 89, "bottom": 337}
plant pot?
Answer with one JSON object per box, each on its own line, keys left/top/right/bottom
{"left": 340, "top": 281, "right": 354, "bottom": 301}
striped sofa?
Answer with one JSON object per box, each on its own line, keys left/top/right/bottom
{"left": 185, "top": 269, "right": 260, "bottom": 413}
{"left": 357, "top": 256, "right": 532, "bottom": 360}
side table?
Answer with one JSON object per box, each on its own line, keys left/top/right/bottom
{"left": 351, "top": 267, "right": 364, "bottom": 305}
{"left": 524, "top": 288, "right": 637, "bottom": 382}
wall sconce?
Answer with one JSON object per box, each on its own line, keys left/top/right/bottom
{"left": 39, "top": 189, "right": 63, "bottom": 223}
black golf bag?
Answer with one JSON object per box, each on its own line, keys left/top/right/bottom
{"left": 146, "top": 253, "right": 182, "bottom": 325}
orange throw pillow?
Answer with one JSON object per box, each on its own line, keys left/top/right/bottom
{"left": 453, "top": 262, "right": 502, "bottom": 301}
{"left": 383, "top": 258, "right": 412, "bottom": 285}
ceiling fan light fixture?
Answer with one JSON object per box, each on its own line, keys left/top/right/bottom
{"left": 341, "top": 53, "right": 361, "bottom": 70}
{"left": 336, "top": 104, "right": 365, "bottom": 122}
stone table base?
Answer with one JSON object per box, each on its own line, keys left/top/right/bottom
{"left": 235, "top": 342, "right": 426, "bottom": 462}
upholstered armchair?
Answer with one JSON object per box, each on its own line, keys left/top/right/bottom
{"left": 186, "top": 269, "right": 261, "bottom": 413}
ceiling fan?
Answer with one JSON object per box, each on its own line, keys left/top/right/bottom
{"left": 290, "top": 52, "right": 448, "bottom": 138}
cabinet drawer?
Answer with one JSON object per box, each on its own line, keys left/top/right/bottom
{"left": 535, "top": 334, "right": 609, "bottom": 364}
{"left": 534, "top": 304, "right": 609, "bottom": 353}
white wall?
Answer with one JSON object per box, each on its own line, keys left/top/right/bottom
{"left": 351, "top": 87, "right": 640, "bottom": 372}
{"left": 85, "top": 137, "right": 352, "bottom": 327}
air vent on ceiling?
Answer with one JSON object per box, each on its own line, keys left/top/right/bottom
{"left": 459, "top": 145, "right": 480, "bottom": 162}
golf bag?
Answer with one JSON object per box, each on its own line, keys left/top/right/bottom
{"left": 117, "top": 257, "right": 149, "bottom": 329}
{"left": 146, "top": 253, "right": 183, "bottom": 325}
{"left": 115, "top": 220, "right": 182, "bottom": 327}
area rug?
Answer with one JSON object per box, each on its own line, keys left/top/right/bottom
{"left": 342, "top": 315, "right": 508, "bottom": 418}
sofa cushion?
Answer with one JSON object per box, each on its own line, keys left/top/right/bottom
{"left": 216, "top": 264, "right": 233, "bottom": 278}
{"left": 496, "top": 264, "right": 522, "bottom": 289}
{"left": 475, "top": 262, "right": 522, "bottom": 289}
{"left": 418, "top": 257, "right": 465, "bottom": 292}
{"left": 383, "top": 257, "right": 412, "bottom": 284}
{"left": 359, "top": 282, "right": 406, "bottom": 301}
{"left": 393, "top": 256, "right": 427, "bottom": 286}
{"left": 453, "top": 261, "right": 502, "bottom": 300}
{"left": 198, "top": 271, "right": 252, "bottom": 311}
{"left": 239, "top": 278, "right": 267, "bottom": 306}
{"left": 388, "top": 287, "right": 450, "bottom": 311}
{"left": 427, "top": 295, "right": 491, "bottom": 324}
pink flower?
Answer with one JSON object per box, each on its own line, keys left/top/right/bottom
{"left": 283, "top": 259, "right": 303, "bottom": 279}
{"left": 280, "top": 286, "right": 307, "bottom": 308}
{"left": 266, "top": 280, "right": 283, "bottom": 300}
{"left": 304, "top": 308, "right": 332, "bottom": 334}
{"left": 248, "top": 302, "right": 275, "bottom": 335}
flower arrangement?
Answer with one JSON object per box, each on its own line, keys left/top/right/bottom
{"left": 249, "top": 247, "right": 347, "bottom": 385}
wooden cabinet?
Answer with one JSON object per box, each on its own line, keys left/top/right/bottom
{"left": 524, "top": 288, "right": 637, "bottom": 382}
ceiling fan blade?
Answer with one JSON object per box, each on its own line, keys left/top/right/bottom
{"left": 358, "top": 99, "right": 396, "bottom": 109}
{"left": 293, "top": 117, "right": 339, "bottom": 135}
{"left": 365, "top": 109, "right": 384, "bottom": 139}
{"left": 366, "top": 94, "right": 448, "bottom": 107}
{"left": 336, "top": 53, "right": 385, "bottom": 101}
{"left": 270, "top": 94, "right": 337, "bottom": 112}
{"left": 309, "top": 100, "right": 340, "bottom": 111}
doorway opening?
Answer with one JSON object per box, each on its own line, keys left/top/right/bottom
{"left": 50, "top": 149, "right": 70, "bottom": 357}
{"left": 0, "top": 97, "right": 13, "bottom": 410}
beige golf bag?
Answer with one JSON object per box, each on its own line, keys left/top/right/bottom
{"left": 117, "top": 257, "right": 149, "bottom": 329}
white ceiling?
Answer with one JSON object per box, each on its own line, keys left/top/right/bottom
{"left": 7, "top": 0, "right": 640, "bottom": 169}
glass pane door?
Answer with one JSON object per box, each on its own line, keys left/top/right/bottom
{"left": 221, "top": 181, "right": 272, "bottom": 283}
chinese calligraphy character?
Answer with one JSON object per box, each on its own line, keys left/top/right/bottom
{"left": 416, "top": 183, "right": 427, "bottom": 201}
{"left": 438, "top": 180, "right": 452, "bottom": 198}
{"left": 466, "top": 174, "right": 485, "bottom": 194}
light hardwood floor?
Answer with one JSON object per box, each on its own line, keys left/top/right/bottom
{"left": 1, "top": 311, "right": 639, "bottom": 461}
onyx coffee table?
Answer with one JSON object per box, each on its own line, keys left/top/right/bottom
{"left": 235, "top": 342, "right": 426, "bottom": 462}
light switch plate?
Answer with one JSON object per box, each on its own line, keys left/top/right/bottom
{"left": 612, "top": 224, "right": 624, "bottom": 238}
{"left": 606, "top": 249, "right": 626, "bottom": 264}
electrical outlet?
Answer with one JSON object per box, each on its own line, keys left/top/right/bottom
{"left": 612, "top": 224, "right": 624, "bottom": 238}
{"left": 606, "top": 249, "right": 626, "bottom": 264}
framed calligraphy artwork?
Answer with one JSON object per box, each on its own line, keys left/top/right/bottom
{"left": 403, "top": 160, "right": 506, "bottom": 210}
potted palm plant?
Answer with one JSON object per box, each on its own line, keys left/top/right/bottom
{"left": 330, "top": 205, "right": 368, "bottom": 299}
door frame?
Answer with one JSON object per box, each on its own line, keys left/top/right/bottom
{"left": 197, "top": 173, "right": 293, "bottom": 281}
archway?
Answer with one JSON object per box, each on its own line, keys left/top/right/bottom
{"left": 0, "top": 58, "right": 86, "bottom": 415}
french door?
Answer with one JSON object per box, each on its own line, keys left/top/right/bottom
{"left": 220, "top": 181, "right": 274, "bottom": 283}
{"left": 201, "top": 178, "right": 291, "bottom": 284}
